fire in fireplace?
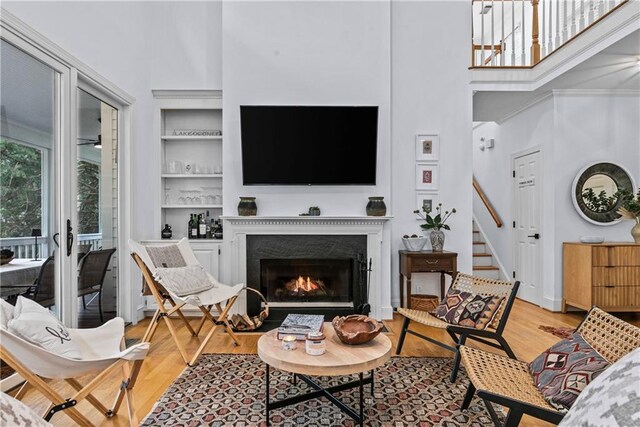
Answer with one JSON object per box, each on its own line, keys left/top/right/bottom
{"left": 261, "top": 258, "right": 352, "bottom": 304}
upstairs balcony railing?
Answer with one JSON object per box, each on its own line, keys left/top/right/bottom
{"left": 0, "top": 233, "right": 102, "bottom": 259}
{"left": 472, "top": 0, "right": 629, "bottom": 67}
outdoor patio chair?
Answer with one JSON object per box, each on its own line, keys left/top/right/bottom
{"left": 396, "top": 272, "right": 520, "bottom": 382}
{"left": 77, "top": 248, "right": 116, "bottom": 323}
{"left": 129, "top": 238, "right": 245, "bottom": 366}
{"left": 0, "top": 315, "right": 149, "bottom": 426}
{"left": 459, "top": 307, "right": 640, "bottom": 426}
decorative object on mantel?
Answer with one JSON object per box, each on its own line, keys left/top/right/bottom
{"left": 237, "top": 196, "right": 257, "bottom": 216}
{"left": 332, "top": 314, "right": 383, "bottom": 345}
{"left": 579, "top": 236, "right": 604, "bottom": 244}
{"left": 366, "top": 196, "right": 386, "bottom": 216}
{"left": 401, "top": 234, "right": 428, "bottom": 252}
{"left": 299, "top": 206, "right": 321, "bottom": 216}
{"left": 0, "top": 249, "right": 14, "bottom": 265}
{"left": 414, "top": 202, "right": 456, "bottom": 252}
{"left": 161, "top": 224, "right": 172, "bottom": 239}
{"left": 616, "top": 187, "right": 640, "bottom": 243}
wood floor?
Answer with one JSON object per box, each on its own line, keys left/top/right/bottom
{"left": 10, "top": 299, "right": 639, "bottom": 426}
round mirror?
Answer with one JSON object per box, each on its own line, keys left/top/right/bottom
{"left": 572, "top": 162, "right": 635, "bottom": 225}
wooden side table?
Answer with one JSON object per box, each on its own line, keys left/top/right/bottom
{"left": 398, "top": 250, "right": 458, "bottom": 309}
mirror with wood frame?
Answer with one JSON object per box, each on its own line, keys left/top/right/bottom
{"left": 572, "top": 162, "right": 635, "bottom": 225}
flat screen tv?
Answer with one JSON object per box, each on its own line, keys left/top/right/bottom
{"left": 240, "top": 105, "right": 378, "bottom": 185}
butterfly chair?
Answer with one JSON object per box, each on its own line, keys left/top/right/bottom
{"left": 77, "top": 248, "right": 117, "bottom": 323}
{"left": 396, "top": 272, "right": 520, "bottom": 382}
{"left": 0, "top": 316, "right": 149, "bottom": 426}
{"left": 459, "top": 307, "right": 640, "bottom": 427}
{"left": 129, "top": 238, "right": 250, "bottom": 366}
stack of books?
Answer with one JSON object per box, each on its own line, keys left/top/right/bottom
{"left": 277, "top": 314, "right": 324, "bottom": 340}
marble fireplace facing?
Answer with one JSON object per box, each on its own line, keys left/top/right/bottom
{"left": 223, "top": 216, "right": 392, "bottom": 320}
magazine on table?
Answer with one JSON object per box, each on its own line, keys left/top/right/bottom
{"left": 277, "top": 314, "right": 324, "bottom": 340}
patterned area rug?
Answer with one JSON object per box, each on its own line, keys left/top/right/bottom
{"left": 143, "top": 354, "right": 498, "bottom": 426}
{"left": 538, "top": 325, "right": 575, "bottom": 339}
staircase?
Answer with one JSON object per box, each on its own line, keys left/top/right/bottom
{"left": 472, "top": 220, "right": 501, "bottom": 280}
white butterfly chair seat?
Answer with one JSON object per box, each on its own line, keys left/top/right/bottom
{"left": 0, "top": 318, "right": 149, "bottom": 426}
{"left": 129, "top": 238, "right": 245, "bottom": 366}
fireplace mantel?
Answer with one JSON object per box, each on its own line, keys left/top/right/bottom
{"left": 222, "top": 216, "right": 393, "bottom": 320}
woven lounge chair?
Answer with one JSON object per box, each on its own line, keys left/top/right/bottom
{"left": 459, "top": 306, "right": 640, "bottom": 427}
{"left": 396, "top": 272, "right": 520, "bottom": 382}
{"left": 0, "top": 317, "right": 149, "bottom": 426}
{"left": 129, "top": 239, "right": 245, "bottom": 366}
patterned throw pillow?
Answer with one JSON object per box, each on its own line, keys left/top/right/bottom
{"left": 529, "top": 332, "right": 610, "bottom": 412}
{"left": 146, "top": 245, "right": 187, "bottom": 268}
{"left": 431, "top": 289, "right": 503, "bottom": 328}
{"left": 474, "top": 296, "right": 504, "bottom": 330}
{"left": 153, "top": 265, "right": 216, "bottom": 297}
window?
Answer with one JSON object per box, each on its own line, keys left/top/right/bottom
{"left": 0, "top": 139, "right": 43, "bottom": 237}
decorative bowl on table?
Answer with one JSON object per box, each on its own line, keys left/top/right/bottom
{"left": 0, "top": 249, "right": 14, "bottom": 265}
{"left": 402, "top": 235, "right": 427, "bottom": 252}
{"left": 332, "top": 315, "right": 384, "bottom": 345}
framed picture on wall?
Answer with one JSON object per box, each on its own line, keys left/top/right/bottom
{"left": 416, "top": 163, "right": 439, "bottom": 190}
{"left": 416, "top": 192, "right": 439, "bottom": 216}
{"left": 415, "top": 134, "right": 440, "bottom": 161}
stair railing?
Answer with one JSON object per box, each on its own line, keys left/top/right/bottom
{"left": 473, "top": 177, "right": 503, "bottom": 228}
{"left": 471, "top": 0, "right": 629, "bottom": 68}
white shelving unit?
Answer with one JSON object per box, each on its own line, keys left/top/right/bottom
{"left": 153, "top": 90, "right": 224, "bottom": 240}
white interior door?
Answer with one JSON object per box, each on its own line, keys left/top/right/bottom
{"left": 513, "top": 150, "right": 541, "bottom": 305}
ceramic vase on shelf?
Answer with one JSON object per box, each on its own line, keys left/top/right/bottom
{"left": 366, "top": 197, "right": 387, "bottom": 216}
{"left": 632, "top": 221, "right": 640, "bottom": 244}
{"left": 430, "top": 229, "right": 445, "bottom": 252}
{"left": 237, "top": 197, "right": 257, "bottom": 216}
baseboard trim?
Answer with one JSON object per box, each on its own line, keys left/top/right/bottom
{"left": 542, "top": 296, "right": 563, "bottom": 312}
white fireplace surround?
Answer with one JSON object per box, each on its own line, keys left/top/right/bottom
{"left": 222, "top": 216, "right": 393, "bottom": 320}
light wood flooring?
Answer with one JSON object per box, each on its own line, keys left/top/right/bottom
{"left": 10, "top": 299, "right": 639, "bottom": 426}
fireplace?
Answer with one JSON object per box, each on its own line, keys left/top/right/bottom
{"left": 261, "top": 258, "right": 352, "bottom": 304}
{"left": 246, "top": 235, "right": 367, "bottom": 320}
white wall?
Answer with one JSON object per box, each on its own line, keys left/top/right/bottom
{"left": 473, "top": 92, "right": 640, "bottom": 310}
{"left": 390, "top": 1, "right": 473, "bottom": 303}
{"left": 5, "top": 0, "right": 474, "bottom": 315}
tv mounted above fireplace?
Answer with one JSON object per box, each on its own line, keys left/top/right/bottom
{"left": 240, "top": 105, "right": 378, "bottom": 185}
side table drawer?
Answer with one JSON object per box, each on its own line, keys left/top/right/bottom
{"left": 593, "top": 286, "right": 640, "bottom": 308}
{"left": 593, "top": 267, "right": 640, "bottom": 287}
{"left": 411, "top": 257, "right": 453, "bottom": 271}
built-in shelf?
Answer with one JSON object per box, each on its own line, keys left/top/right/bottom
{"left": 161, "top": 135, "right": 222, "bottom": 141}
{"left": 162, "top": 205, "right": 223, "bottom": 209}
{"left": 161, "top": 174, "right": 223, "bottom": 178}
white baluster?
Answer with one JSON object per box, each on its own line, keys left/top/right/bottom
{"left": 547, "top": 0, "right": 553, "bottom": 54}
{"left": 608, "top": 0, "right": 615, "bottom": 11}
{"left": 501, "top": 0, "right": 505, "bottom": 65}
{"left": 481, "top": 0, "right": 485, "bottom": 66}
{"left": 571, "top": 0, "right": 577, "bottom": 37}
{"left": 562, "top": 0, "right": 568, "bottom": 42}
{"left": 521, "top": 0, "right": 526, "bottom": 66}
{"left": 580, "top": 0, "right": 585, "bottom": 31}
{"left": 491, "top": 0, "right": 495, "bottom": 66}
{"left": 555, "top": 0, "right": 560, "bottom": 51}
{"left": 512, "top": 0, "right": 516, "bottom": 65}
{"left": 541, "top": 0, "right": 546, "bottom": 57}
{"left": 588, "top": 0, "right": 595, "bottom": 24}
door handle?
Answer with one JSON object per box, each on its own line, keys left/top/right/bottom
{"left": 66, "top": 219, "right": 74, "bottom": 257}
{"left": 53, "top": 233, "right": 60, "bottom": 248}
{"left": 527, "top": 233, "right": 540, "bottom": 239}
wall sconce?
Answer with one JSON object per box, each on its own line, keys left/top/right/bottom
{"left": 31, "top": 228, "right": 41, "bottom": 261}
{"left": 479, "top": 137, "right": 495, "bottom": 151}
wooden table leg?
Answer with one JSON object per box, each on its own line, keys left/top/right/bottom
{"left": 406, "top": 274, "right": 412, "bottom": 310}
{"left": 440, "top": 272, "right": 445, "bottom": 299}
{"left": 399, "top": 274, "right": 404, "bottom": 308}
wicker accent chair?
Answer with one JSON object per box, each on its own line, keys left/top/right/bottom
{"left": 396, "top": 272, "right": 520, "bottom": 382}
{"left": 460, "top": 307, "right": 640, "bottom": 427}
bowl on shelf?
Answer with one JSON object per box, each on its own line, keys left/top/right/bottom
{"left": 402, "top": 236, "right": 428, "bottom": 252}
{"left": 332, "top": 315, "right": 384, "bottom": 345}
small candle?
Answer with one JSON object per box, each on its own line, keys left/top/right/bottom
{"left": 281, "top": 335, "right": 297, "bottom": 350}
{"left": 305, "top": 332, "right": 326, "bottom": 356}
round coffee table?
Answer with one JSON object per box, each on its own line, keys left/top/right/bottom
{"left": 258, "top": 323, "right": 392, "bottom": 426}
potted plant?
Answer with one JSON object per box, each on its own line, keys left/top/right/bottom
{"left": 616, "top": 187, "right": 640, "bottom": 243}
{"left": 414, "top": 203, "right": 456, "bottom": 251}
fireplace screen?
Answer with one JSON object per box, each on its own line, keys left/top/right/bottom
{"left": 260, "top": 258, "right": 353, "bottom": 303}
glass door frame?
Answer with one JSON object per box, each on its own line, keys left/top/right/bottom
{"left": 1, "top": 10, "right": 135, "bottom": 329}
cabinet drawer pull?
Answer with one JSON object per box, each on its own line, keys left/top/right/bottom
{"left": 423, "top": 260, "right": 439, "bottom": 264}
{"left": 604, "top": 285, "right": 615, "bottom": 288}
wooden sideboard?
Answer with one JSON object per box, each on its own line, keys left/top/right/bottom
{"left": 563, "top": 242, "right": 640, "bottom": 313}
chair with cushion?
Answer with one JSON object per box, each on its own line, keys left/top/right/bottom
{"left": 77, "top": 248, "right": 116, "bottom": 323}
{"left": 459, "top": 307, "right": 640, "bottom": 427}
{"left": 0, "top": 297, "right": 149, "bottom": 426}
{"left": 129, "top": 238, "right": 256, "bottom": 366}
{"left": 396, "top": 272, "right": 520, "bottom": 382}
